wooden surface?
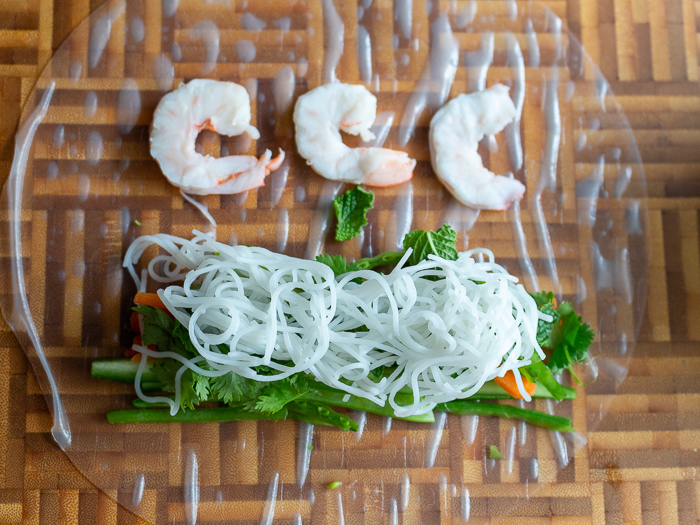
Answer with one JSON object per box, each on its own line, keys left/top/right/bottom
{"left": 0, "top": 0, "right": 699, "bottom": 523}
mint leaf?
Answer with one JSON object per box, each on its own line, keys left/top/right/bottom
{"left": 315, "top": 253, "right": 361, "bottom": 277}
{"left": 489, "top": 445, "right": 503, "bottom": 459}
{"left": 402, "top": 224, "right": 458, "bottom": 266}
{"left": 334, "top": 186, "right": 374, "bottom": 241}
{"left": 530, "top": 292, "right": 559, "bottom": 347}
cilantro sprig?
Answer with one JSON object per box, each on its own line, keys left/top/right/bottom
{"left": 531, "top": 292, "right": 595, "bottom": 383}
{"left": 315, "top": 254, "right": 361, "bottom": 277}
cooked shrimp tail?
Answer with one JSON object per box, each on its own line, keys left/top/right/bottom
{"left": 357, "top": 148, "right": 415, "bottom": 187}
{"left": 430, "top": 84, "right": 526, "bottom": 210}
{"left": 150, "top": 79, "right": 285, "bottom": 195}
{"left": 294, "top": 83, "right": 415, "bottom": 187}
{"left": 196, "top": 148, "right": 286, "bottom": 196}
{"left": 265, "top": 149, "right": 286, "bottom": 174}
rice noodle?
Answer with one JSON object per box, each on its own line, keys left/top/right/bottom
{"left": 123, "top": 230, "right": 548, "bottom": 417}
{"left": 180, "top": 189, "right": 218, "bottom": 229}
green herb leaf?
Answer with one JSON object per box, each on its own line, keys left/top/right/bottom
{"left": 251, "top": 374, "right": 311, "bottom": 414}
{"left": 179, "top": 369, "right": 203, "bottom": 410}
{"left": 135, "top": 305, "right": 177, "bottom": 349}
{"left": 402, "top": 224, "right": 458, "bottom": 265}
{"left": 533, "top": 297, "right": 595, "bottom": 376}
{"left": 135, "top": 305, "right": 199, "bottom": 360}
{"left": 150, "top": 358, "right": 181, "bottom": 393}
{"left": 489, "top": 445, "right": 503, "bottom": 459}
{"left": 328, "top": 481, "right": 342, "bottom": 490}
{"left": 367, "top": 365, "right": 385, "bottom": 382}
{"left": 192, "top": 374, "right": 211, "bottom": 403}
{"left": 548, "top": 319, "right": 594, "bottom": 375}
{"left": 315, "top": 253, "right": 361, "bottom": 277}
{"left": 172, "top": 324, "right": 199, "bottom": 357}
{"left": 530, "top": 292, "right": 559, "bottom": 347}
{"left": 334, "top": 186, "right": 374, "bottom": 241}
{"left": 210, "top": 371, "right": 261, "bottom": 406}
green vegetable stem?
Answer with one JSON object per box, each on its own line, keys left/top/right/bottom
{"left": 438, "top": 400, "right": 574, "bottom": 432}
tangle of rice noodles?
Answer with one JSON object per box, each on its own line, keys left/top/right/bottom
{"left": 124, "top": 230, "right": 549, "bottom": 417}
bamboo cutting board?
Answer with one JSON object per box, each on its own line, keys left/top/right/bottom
{"left": 0, "top": 0, "right": 699, "bottom": 523}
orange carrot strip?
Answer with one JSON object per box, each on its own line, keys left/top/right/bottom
{"left": 494, "top": 370, "right": 537, "bottom": 399}
{"left": 134, "top": 292, "right": 167, "bottom": 311}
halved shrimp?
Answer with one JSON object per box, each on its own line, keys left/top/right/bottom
{"left": 150, "top": 79, "right": 284, "bottom": 195}
{"left": 429, "top": 84, "right": 525, "bottom": 210}
{"left": 294, "top": 83, "right": 415, "bottom": 186}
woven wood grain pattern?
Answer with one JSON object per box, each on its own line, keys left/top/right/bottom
{"left": 0, "top": 0, "right": 699, "bottom": 523}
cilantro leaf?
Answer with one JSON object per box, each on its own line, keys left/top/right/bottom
{"left": 134, "top": 305, "right": 316, "bottom": 414}
{"left": 315, "top": 253, "right": 361, "bottom": 277}
{"left": 334, "top": 186, "right": 374, "bottom": 241}
{"left": 192, "top": 374, "right": 211, "bottom": 404}
{"left": 150, "top": 358, "right": 181, "bottom": 393}
{"left": 135, "top": 305, "right": 198, "bottom": 359}
{"left": 173, "top": 324, "right": 199, "bottom": 357}
{"left": 179, "top": 369, "right": 207, "bottom": 410}
{"left": 402, "top": 224, "right": 458, "bottom": 266}
{"left": 530, "top": 291, "right": 555, "bottom": 307}
{"left": 575, "top": 322, "right": 595, "bottom": 352}
{"left": 253, "top": 375, "right": 311, "bottom": 414}
{"left": 548, "top": 319, "right": 594, "bottom": 375}
{"left": 135, "top": 305, "right": 178, "bottom": 349}
{"left": 529, "top": 293, "right": 595, "bottom": 383}
{"left": 152, "top": 361, "right": 208, "bottom": 411}
{"left": 210, "top": 372, "right": 261, "bottom": 406}
{"left": 542, "top": 300, "right": 595, "bottom": 376}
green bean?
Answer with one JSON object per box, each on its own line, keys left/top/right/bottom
{"left": 437, "top": 401, "right": 574, "bottom": 432}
